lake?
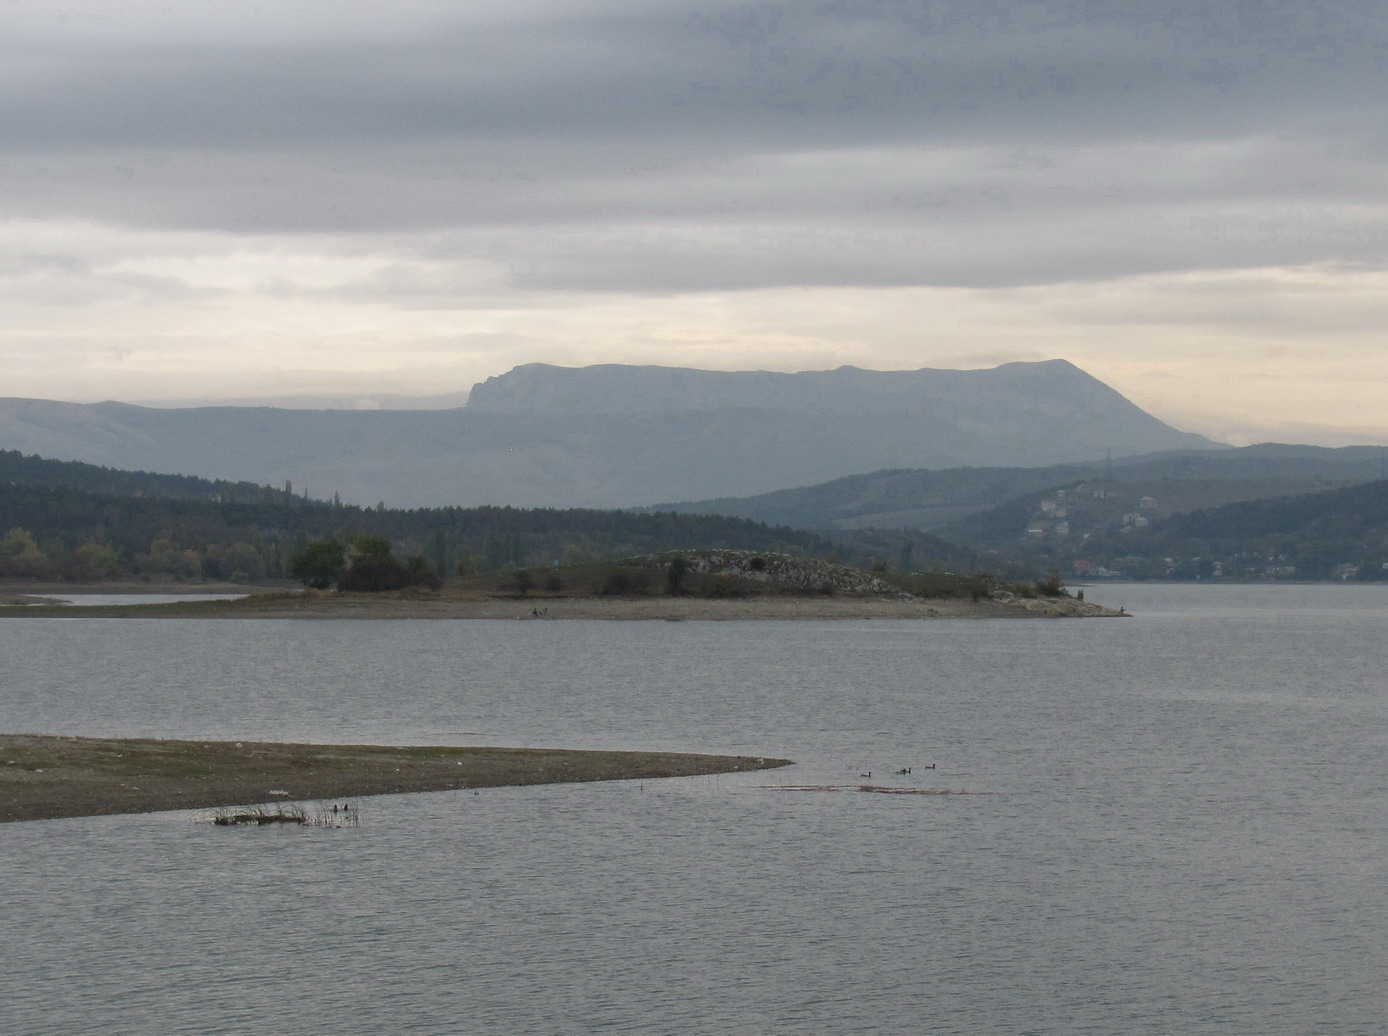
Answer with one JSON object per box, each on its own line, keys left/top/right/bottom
{"left": 2, "top": 583, "right": 1385, "bottom": 1034}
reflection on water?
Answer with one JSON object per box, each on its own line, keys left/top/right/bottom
{"left": 2, "top": 584, "right": 1386, "bottom": 1035}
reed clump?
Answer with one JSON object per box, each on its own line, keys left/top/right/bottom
{"left": 208, "top": 801, "right": 361, "bottom": 827}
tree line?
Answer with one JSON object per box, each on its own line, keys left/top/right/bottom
{"left": 0, "top": 455, "right": 840, "bottom": 583}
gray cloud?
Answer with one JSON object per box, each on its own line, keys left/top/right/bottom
{"left": 9, "top": 2, "right": 1384, "bottom": 150}
{"left": 2, "top": 0, "right": 1387, "bottom": 293}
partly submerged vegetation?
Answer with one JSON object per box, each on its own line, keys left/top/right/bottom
{"left": 207, "top": 802, "right": 361, "bottom": 827}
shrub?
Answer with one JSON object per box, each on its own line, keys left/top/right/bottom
{"left": 600, "top": 569, "right": 651, "bottom": 595}
{"left": 710, "top": 575, "right": 744, "bottom": 598}
{"left": 289, "top": 537, "right": 346, "bottom": 589}
{"left": 338, "top": 554, "right": 410, "bottom": 591}
{"left": 666, "top": 554, "right": 689, "bottom": 595}
{"left": 404, "top": 553, "right": 443, "bottom": 591}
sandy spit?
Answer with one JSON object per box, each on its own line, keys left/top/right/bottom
{"left": 0, "top": 735, "right": 791, "bottom": 823}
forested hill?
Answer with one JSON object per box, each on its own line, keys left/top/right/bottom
{"left": 1078, "top": 479, "right": 1388, "bottom": 580}
{"left": 645, "top": 444, "right": 1386, "bottom": 533}
{"left": 0, "top": 449, "right": 301, "bottom": 505}
{"left": 0, "top": 453, "right": 839, "bottom": 583}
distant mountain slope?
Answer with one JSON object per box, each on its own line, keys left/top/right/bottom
{"left": 0, "top": 448, "right": 297, "bottom": 504}
{"left": 647, "top": 466, "right": 1098, "bottom": 530}
{"left": 470, "top": 358, "right": 1185, "bottom": 419}
{"left": 0, "top": 360, "right": 1220, "bottom": 509}
{"left": 1072, "top": 479, "right": 1388, "bottom": 581}
{"left": 651, "top": 445, "right": 1385, "bottom": 533}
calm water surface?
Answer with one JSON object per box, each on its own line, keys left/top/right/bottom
{"left": 2, "top": 584, "right": 1386, "bottom": 1034}
{"left": 27, "top": 593, "right": 250, "bottom": 607}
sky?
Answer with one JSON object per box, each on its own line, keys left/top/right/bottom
{"left": 3, "top": 0, "right": 1387, "bottom": 445}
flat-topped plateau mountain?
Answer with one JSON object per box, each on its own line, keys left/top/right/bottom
{"left": 0, "top": 360, "right": 1219, "bottom": 509}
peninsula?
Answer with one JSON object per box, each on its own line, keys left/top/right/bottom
{"left": 0, "top": 590, "right": 1122, "bottom": 619}
{"left": 0, "top": 735, "right": 790, "bottom": 823}
{"left": 0, "top": 550, "right": 1126, "bottom": 619}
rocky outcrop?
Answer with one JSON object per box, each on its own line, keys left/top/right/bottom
{"left": 986, "top": 590, "right": 1125, "bottom": 617}
{"left": 623, "top": 549, "right": 1126, "bottom": 616}
{"left": 646, "top": 549, "right": 909, "bottom": 596}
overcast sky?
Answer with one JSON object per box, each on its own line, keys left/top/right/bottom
{"left": 4, "top": 0, "right": 1387, "bottom": 444}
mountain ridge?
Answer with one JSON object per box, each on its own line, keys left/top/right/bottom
{"left": 469, "top": 358, "right": 1175, "bottom": 421}
{"left": 0, "top": 360, "right": 1222, "bottom": 509}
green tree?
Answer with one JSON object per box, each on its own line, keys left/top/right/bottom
{"left": 289, "top": 537, "right": 347, "bottom": 589}
{"left": 72, "top": 543, "right": 119, "bottom": 580}
{"left": 337, "top": 534, "right": 407, "bottom": 591}
{"left": 350, "top": 533, "right": 394, "bottom": 561}
{"left": 482, "top": 531, "right": 507, "bottom": 570}
{"left": 0, "top": 527, "right": 42, "bottom": 558}
{"left": 222, "top": 542, "right": 268, "bottom": 584}
{"left": 339, "top": 554, "right": 405, "bottom": 591}
{"left": 0, "top": 526, "right": 53, "bottom": 578}
{"left": 404, "top": 552, "right": 442, "bottom": 591}
{"left": 428, "top": 529, "right": 449, "bottom": 576}
{"left": 666, "top": 554, "right": 689, "bottom": 595}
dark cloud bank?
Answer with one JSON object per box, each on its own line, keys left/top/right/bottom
{"left": 5, "top": 0, "right": 1386, "bottom": 291}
